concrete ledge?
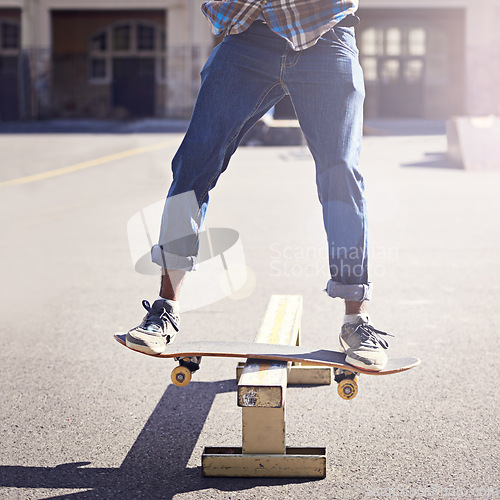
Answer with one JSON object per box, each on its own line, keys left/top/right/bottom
{"left": 203, "top": 295, "right": 329, "bottom": 478}
{"left": 236, "top": 362, "right": 332, "bottom": 385}
{"left": 447, "top": 116, "right": 500, "bottom": 169}
{"left": 202, "top": 447, "right": 326, "bottom": 478}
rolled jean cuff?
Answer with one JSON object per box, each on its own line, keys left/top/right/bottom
{"left": 151, "top": 244, "right": 197, "bottom": 271}
{"left": 325, "top": 280, "right": 372, "bottom": 301}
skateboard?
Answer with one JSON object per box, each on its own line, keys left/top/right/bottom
{"left": 114, "top": 335, "right": 420, "bottom": 400}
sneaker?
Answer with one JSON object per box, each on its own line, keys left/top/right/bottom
{"left": 339, "top": 318, "right": 392, "bottom": 371}
{"left": 126, "top": 299, "right": 180, "bottom": 355}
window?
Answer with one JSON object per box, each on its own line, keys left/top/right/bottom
{"left": 90, "top": 58, "right": 107, "bottom": 79}
{"left": 0, "top": 21, "right": 20, "bottom": 53}
{"left": 381, "top": 59, "right": 400, "bottom": 83}
{"left": 361, "top": 28, "right": 382, "bottom": 56}
{"left": 408, "top": 29, "right": 426, "bottom": 56}
{"left": 385, "top": 28, "right": 402, "bottom": 56}
{"left": 113, "top": 25, "right": 131, "bottom": 51}
{"left": 360, "top": 26, "right": 428, "bottom": 85}
{"left": 88, "top": 21, "right": 166, "bottom": 84}
{"left": 90, "top": 32, "right": 107, "bottom": 52}
{"left": 361, "top": 57, "right": 377, "bottom": 82}
{"left": 137, "top": 25, "right": 155, "bottom": 51}
{"left": 404, "top": 59, "right": 424, "bottom": 84}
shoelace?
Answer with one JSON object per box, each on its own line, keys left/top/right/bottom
{"left": 353, "top": 323, "right": 393, "bottom": 349}
{"left": 142, "top": 300, "right": 180, "bottom": 333}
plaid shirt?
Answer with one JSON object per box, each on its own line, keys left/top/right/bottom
{"left": 201, "top": 0, "right": 359, "bottom": 51}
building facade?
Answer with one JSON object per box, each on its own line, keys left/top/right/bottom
{"left": 0, "top": 0, "right": 498, "bottom": 121}
{"left": 359, "top": 0, "right": 500, "bottom": 119}
{"left": 0, "top": 0, "right": 213, "bottom": 120}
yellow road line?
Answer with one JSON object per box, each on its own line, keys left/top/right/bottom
{"left": 0, "top": 140, "right": 174, "bottom": 188}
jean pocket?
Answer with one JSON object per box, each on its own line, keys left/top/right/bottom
{"left": 332, "top": 26, "right": 359, "bottom": 56}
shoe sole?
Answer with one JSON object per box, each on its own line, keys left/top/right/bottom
{"left": 344, "top": 353, "right": 385, "bottom": 372}
{"left": 340, "top": 336, "right": 386, "bottom": 372}
{"left": 126, "top": 332, "right": 169, "bottom": 355}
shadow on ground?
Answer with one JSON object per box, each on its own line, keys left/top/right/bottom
{"left": 401, "top": 152, "right": 460, "bottom": 170}
{"left": 363, "top": 119, "right": 446, "bottom": 136}
{"left": 0, "top": 119, "right": 189, "bottom": 135}
{"left": 0, "top": 380, "right": 316, "bottom": 499}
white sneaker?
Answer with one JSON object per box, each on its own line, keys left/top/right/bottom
{"left": 126, "top": 299, "right": 180, "bottom": 355}
{"left": 339, "top": 318, "right": 392, "bottom": 371}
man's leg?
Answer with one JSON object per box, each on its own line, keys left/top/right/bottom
{"left": 285, "top": 26, "right": 390, "bottom": 369}
{"left": 345, "top": 301, "right": 366, "bottom": 315}
{"left": 160, "top": 269, "right": 186, "bottom": 301}
{"left": 127, "top": 23, "right": 288, "bottom": 354}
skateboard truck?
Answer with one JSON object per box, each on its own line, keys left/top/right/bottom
{"left": 334, "top": 368, "right": 359, "bottom": 400}
{"left": 171, "top": 356, "right": 202, "bottom": 387}
{"left": 171, "top": 356, "right": 360, "bottom": 400}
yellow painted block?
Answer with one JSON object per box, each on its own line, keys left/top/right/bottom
{"left": 242, "top": 407, "right": 285, "bottom": 454}
{"left": 236, "top": 364, "right": 332, "bottom": 386}
{"left": 202, "top": 447, "right": 326, "bottom": 478}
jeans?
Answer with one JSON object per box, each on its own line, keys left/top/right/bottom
{"left": 152, "top": 21, "right": 371, "bottom": 301}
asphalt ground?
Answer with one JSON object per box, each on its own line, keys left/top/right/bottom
{"left": 0, "top": 121, "right": 498, "bottom": 499}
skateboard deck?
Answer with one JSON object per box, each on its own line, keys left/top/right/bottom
{"left": 114, "top": 334, "right": 420, "bottom": 399}
{"left": 114, "top": 334, "right": 420, "bottom": 376}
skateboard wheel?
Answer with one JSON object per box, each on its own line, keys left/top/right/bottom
{"left": 338, "top": 378, "right": 358, "bottom": 400}
{"left": 171, "top": 365, "right": 192, "bottom": 387}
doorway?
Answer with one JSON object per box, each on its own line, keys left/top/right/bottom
{"left": 0, "top": 56, "right": 18, "bottom": 120}
{"left": 112, "top": 58, "right": 155, "bottom": 117}
{"left": 0, "top": 19, "right": 20, "bottom": 121}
